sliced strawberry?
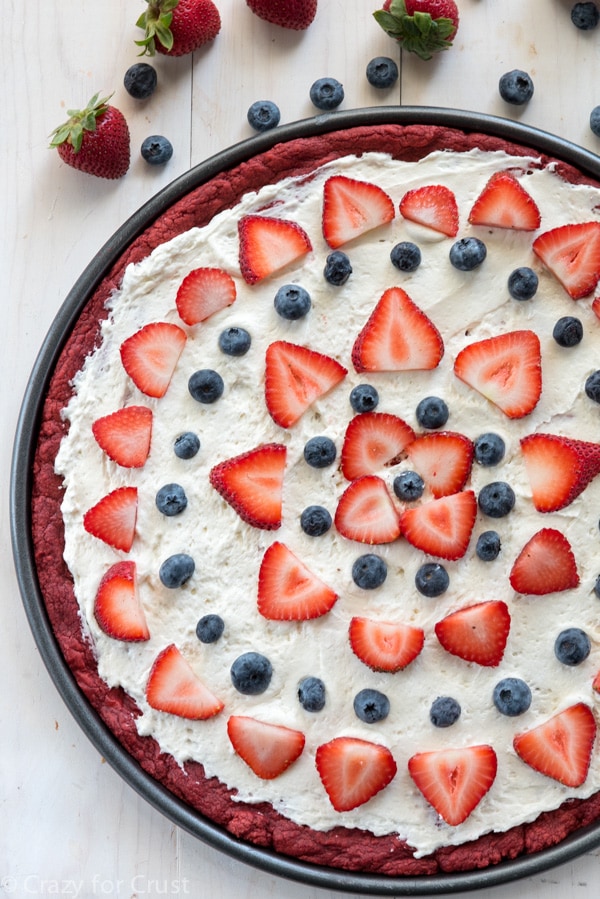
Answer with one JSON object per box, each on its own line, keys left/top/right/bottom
{"left": 257, "top": 541, "right": 338, "bottom": 620}
{"left": 509, "top": 527, "right": 579, "bottom": 595}
{"left": 83, "top": 486, "right": 138, "bottom": 552}
{"left": 453, "top": 330, "right": 542, "bottom": 419}
{"left": 238, "top": 214, "right": 312, "bottom": 284}
{"left": 532, "top": 222, "right": 600, "bottom": 299}
{"left": 400, "top": 490, "right": 477, "bottom": 561}
{"left": 93, "top": 561, "right": 149, "bottom": 642}
{"left": 322, "top": 175, "right": 395, "bottom": 249}
{"left": 264, "top": 340, "right": 347, "bottom": 428}
{"left": 406, "top": 431, "right": 474, "bottom": 498}
{"left": 351, "top": 287, "right": 444, "bottom": 373}
{"left": 316, "top": 736, "right": 397, "bottom": 812}
{"left": 513, "top": 703, "right": 596, "bottom": 787}
{"left": 175, "top": 267, "right": 237, "bottom": 326}
{"left": 521, "top": 433, "right": 600, "bottom": 512}
{"left": 349, "top": 616, "right": 424, "bottom": 672}
{"left": 146, "top": 644, "right": 224, "bottom": 720}
{"left": 227, "top": 715, "right": 305, "bottom": 779}
{"left": 434, "top": 600, "right": 510, "bottom": 667}
{"left": 92, "top": 405, "right": 153, "bottom": 468}
{"left": 408, "top": 745, "right": 497, "bottom": 826}
{"left": 593, "top": 670, "right": 600, "bottom": 693}
{"left": 209, "top": 443, "right": 286, "bottom": 530}
{"left": 120, "top": 321, "right": 187, "bottom": 398}
{"left": 592, "top": 294, "right": 600, "bottom": 320}
{"left": 468, "top": 171, "right": 541, "bottom": 231}
{"left": 340, "top": 412, "right": 415, "bottom": 481}
{"left": 334, "top": 476, "right": 401, "bottom": 544}
{"left": 399, "top": 184, "right": 459, "bottom": 237}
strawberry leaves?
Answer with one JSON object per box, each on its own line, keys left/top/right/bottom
{"left": 374, "top": 0, "right": 458, "bottom": 60}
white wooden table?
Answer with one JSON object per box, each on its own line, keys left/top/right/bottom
{"left": 4, "top": 0, "right": 600, "bottom": 895}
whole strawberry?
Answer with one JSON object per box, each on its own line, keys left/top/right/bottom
{"left": 246, "top": 0, "right": 317, "bottom": 30}
{"left": 136, "top": 0, "right": 221, "bottom": 56}
{"left": 374, "top": 0, "right": 459, "bottom": 59}
{"left": 49, "top": 94, "right": 130, "bottom": 180}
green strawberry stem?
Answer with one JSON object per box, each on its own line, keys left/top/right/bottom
{"left": 373, "top": 0, "right": 455, "bottom": 60}
{"left": 49, "top": 93, "right": 113, "bottom": 152}
{"left": 135, "top": 0, "right": 179, "bottom": 56}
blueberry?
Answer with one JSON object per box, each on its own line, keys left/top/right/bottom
{"left": 590, "top": 105, "right": 600, "bottom": 137}
{"left": 247, "top": 100, "right": 281, "bottom": 132}
{"left": 571, "top": 2, "right": 599, "bottom": 28}
{"left": 124, "top": 63, "right": 158, "bottom": 99}
{"left": 366, "top": 56, "right": 399, "bottom": 89}
{"left": 476, "top": 530, "right": 502, "bottom": 561}
{"left": 300, "top": 505, "right": 332, "bottom": 537}
{"left": 353, "top": 688, "right": 390, "bottom": 724}
{"left": 155, "top": 483, "right": 188, "bottom": 516}
{"left": 218, "top": 327, "right": 251, "bottom": 356}
{"left": 416, "top": 396, "right": 449, "bottom": 429}
{"left": 196, "top": 614, "right": 225, "bottom": 644}
{"left": 274, "top": 284, "right": 311, "bottom": 320}
{"left": 554, "top": 627, "right": 591, "bottom": 666}
{"left": 188, "top": 369, "right": 224, "bottom": 404}
{"left": 393, "top": 470, "right": 425, "bottom": 502}
{"left": 350, "top": 384, "right": 379, "bottom": 413}
{"left": 595, "top": 574, "right": 600, "bottom": 598}
{"left": 298, "top": 676, "right": 326, "bottom": 712}
{"left": 159, "top": 553, "right": 195, "bottom": 588}
{"left": 310, "top": 77, "right": 344, "bottom": 110}
{"left": 449, "top": 237, "right": 487, "bottom": 271}
{"left": 508, "top": 267, "right": 538, "bottom": 300}
{"left": 230, "top": 652, "right": 273, "bottom": 695}
{"left": 352, "top": 554, "right": 387, "bottom": 589}
{"left": 323, "top": 250, "right": 352, "bottom": 285}
{"left": 478, "top": 482, "right": 515, "bottom": 518}
{"left": 390, "top": 241, "right": 422, "bottom": 273}
{"left": 499, "top": 69, "right": 534, "bottom": 105}
{"left": 553, "top": 316, "right": 583, "bottom": 347}
{"left": 174, "top": 431, "right": 200, "bottom": 459}
{"left": 141, "top": 135, "right": 173, "bottom": 166}
{"left": 585, "top": 370, "right": 600, "bottom": 403}
{"left": 304, "top": 436, "right": 337, "bottom": 468}
{"left": 430, "top": 696, "right": 461, "bottom": 727}
{"left": 474, "top": 432, "right": 505, "bottom": 466}
{"left": 415, "top": 563, "right": 449, "bottom": 597}
{"left": 493, "top": 678, "right": 532, "bottom": 716}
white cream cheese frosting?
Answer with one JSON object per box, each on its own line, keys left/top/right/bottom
{"left": 56, "top": 149, "right": 600, "bottom": 857}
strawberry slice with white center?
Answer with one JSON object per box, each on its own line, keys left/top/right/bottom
{"left": 209, "top": 443, "right": 286, "bottom": 530}
{"left": 120, "top": 321, "right": 187, "bottom": 398}
{"left": 238, "top": 214, "right": 312, "bottom": 284}
{"left": 316, "top": 736, "right": 397, "bottom": 812}
{"left": 399, "top": 184, "right": 459, "bottom": 237}
{"left": 513, "top": 703, "right": 596, "bottom": 787}
{"left": 408, "top": 745, "right": 497, "bottom": 826}
{"left": 175, "top": 266, "right": 237, "bottom": 326}
{"left": 509, "top": 527, "right": 579, "bottom": 595}
{"left": 334, "top": 476, "right": 401, "bottom": 544}
{"left": 83, "top": 486, "right": 138, "bottom": 552}
{"left": 91, "top": 405, "right": 153, "bottom": 468}
{"left": 146, "top": 644, "right": 224, "bottom": 720}
{"left": 453, "top": 330, "right": 542, "bottom": 419}
{"left": 468, "top": 171, "right": 541, "bottom": 230}
{"left": 340, "top": 412, "right": 415, "bottom": 481}
{"left": 264, "top": 340, "right": 347, "bottom": 428}
{"left": 434, "top": 600, "right": 511, "bottom": 667}
{"left": 400, "top": 490, "right": 477, "bottom": 560}
{"left": 351, "top": 287, "right": 444, "bottom": 373}
{"left": 93, "top": 561, "right": 149, "bottom": 642}
{"left": 227, "top": 715, "right": 306, "bottom": 780}
{"left": 521, "top": 433, "right": 600, "bottom": 512}
{"left": 322, "top": 174, "right": 395, "bottom": 248}
{"left": 349, "top": 616, "right": 424, "bottom": 672}
{"left": 406, "top": 431, "right": 474, "bottom": 498}
{"left": 532, "top": 222, "right": 600, "bottom": 299}
{"left": 257, "top": 541, "right": 338, "bottom": 620}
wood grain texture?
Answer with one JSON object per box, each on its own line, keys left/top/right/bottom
{"left": 4, "top": 0, "right": 600, "bottom": 896}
